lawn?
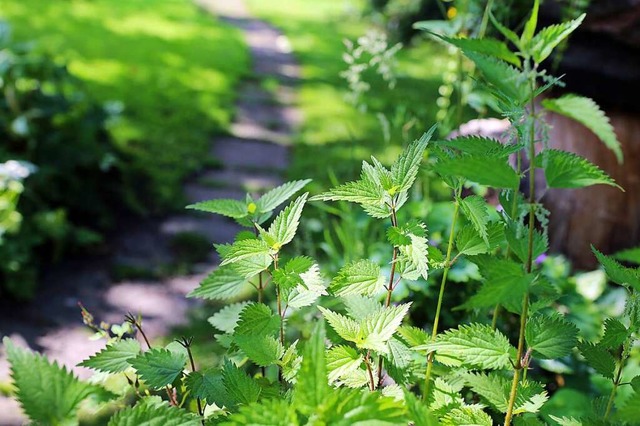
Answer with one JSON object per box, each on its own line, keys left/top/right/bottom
{"left": 244, "top": 0, "right": 460, "bottom": 189}
{"left": 0, "top": 0, "right": 249, "bottom": 210}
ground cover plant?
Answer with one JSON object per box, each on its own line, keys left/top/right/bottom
{"left": 0, "top": 0, "right": 248, "bottom": 210}
{"left": 5, "top": 1, "right": 640, "bottom": 424}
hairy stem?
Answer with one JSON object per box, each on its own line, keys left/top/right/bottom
{"left": 504, "top": 71, "right": 538, "bottom": 426}
{"left": 605, "top": 360, "right": 624, "bottom": 421}
{"left": 179, "top": 338, "right": 204, "bottom": 424}
{"left": 424, "top": 186, "right": 462, "bottom": 399}
{"left": 365, "top": 351, "right": 376, "bottom": 391}
{"left": 377, "top": 206, "right": 399, "bottom": 387}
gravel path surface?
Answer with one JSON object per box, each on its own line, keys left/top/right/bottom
{"left": 0, "top": 1, "right": 299, "bottom": 422}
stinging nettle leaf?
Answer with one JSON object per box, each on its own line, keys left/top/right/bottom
{"left": 358, "top": 303, "right": 412, "bottom": 353}
{"left": 535, "top": 149, "right": 620, "bottom": 189}
{"left": 437, "top": 135, "right": 522, "bottom": 158}
{"left": 529, "top": 14, "right": 585, "bottom": 64}
{"left": 543, "top": 94, "right": 622, "bottom": 163}
{"left": 267, "top": 193, "right": 308, "bottom": 248}
{"left": 187, "top": 266, "right": 248, "bottom": 300}
{"left": 464, "top": 51, "right": 527, "bottom": 105}
{"left": 256, "top": 179, "right": 311, "bottom": 213}
{"left": 318, "top": 306, "right": 361, "bottom": 343}
{"left": 220, "top": 238, "right": 272, "bottom": 267}
{"left": 235, "top": 303, "right": 280, "bottom": 337}
{"left": 235, "top": 335, "right": 284, "bottom": 367}
{"left": 459, "top": 195, "right": 490, "bottom": 244}
{"left": 578, "top": 341, "right": 616, "bottom": 379}
{"left": 129, "top": 348, "right": 187, "bottom": 389}
{"left": 433, "top": 154, "right": 519, "bottom": 189}
{"left": 441, "top": 405, "right": 492, "bottom": 426}
{"left": 326, "top": 345, "right": 363, "bottom": 384}
{"left": 221, "top": 360, "right": 262, "bottom": 407}
{"left": 208, "top": 302, "right": 250, "bottom": 334}
{"left": 330, "top": 259, "right": 385, "bottom": 297}
{"left": 600, "top": 318, "right": 629, "bottom": 350}
{"left": 186, "top": 198, "right": 248, "bottom": 219}
{"left": 592, "top": 246, "right": 640, "bottom": 291}
{"left": 79, "top": 338, "right": 141, "bottom": 373}
{"left": 525, "top": 313, "right": 578, "bottom": 359}
{"left": 439, "top": 36, "right": 521, "bottom": 67}
{"left": 390, "top": 126, "right": 434, "bottom": 193}
{"left": 107, "top": 400, "right": 200, "bottom": 426}
{"left": 456, "top": 221, "right": 504, "bottom": 256}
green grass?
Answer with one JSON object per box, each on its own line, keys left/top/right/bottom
{"left": 1, "top": 0, "right": 249, "bottom": 210}
{"left": 244, "top": 0, "right": 458, "bottom": 189}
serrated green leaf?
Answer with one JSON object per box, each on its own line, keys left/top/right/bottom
{"left": 279, "top": 341, "right": 303, "bottom": 384}
{"left": 358, "top": 303, "right": 411, "bottom": 353}
{"left": 535, "top": 149, "right": 620, "bottom": 189}
{"left": 387, "top": 227, "right": 412, "bottom": 246}
{"left": 320, "top": 387, "right": 407, "bottom": 424}
{"left": 489, "top": 12, "right": 521, "bottom": 48}
{"left": 405, "top": 391, "right": 439, "bottom": 426}
{"left": 267, "top": 193, "right": 308, "bottom": 248}
{"left": 221, "top": 360, "right": 261, "bottom": 406}
{"left": 5, "top": 337, "right": 108, "bottom": 424}
{"left": 397, "top": 325, "right": 428, "bottom": 348}
{"left": 441, "top": 405, "right": 492, "bottom": 426}
{"left": 287, "top": 264, "right": 328, "bottom": 308}
{"left": 504, "top": 219, "right": 548, "bottom": 264}
{"left": 600, "top": 318, "right": 629, "bottom": 349}
{"left": 592, "top": 246, "right": 640, "bottom": 290}
{"left": 310, "top": 177, "right": 385, "bottom": 206}
{"left": 459, "top": 195, "right": 490, "bottom": 244}
{"left": 184, "top": 369, "right": 221, "bottom": 403}
{"left": 433, "top": 154, "right": 519, "bottom": 189}
{"left": 386, "top": 337, "right": 413, "bottom": 369}
{"left": 616, "top": 392, "right": 640, "bottom": 424}
{"left": 294, "top": 321, "right": 329, "bottom": 415}
{"left": 79, "top": 338, "right": 141, "bottom": 373}
{"left": 235, "top": 335, "right": 284, "bottom": 367}
{"left": 578, "top": 342, "right": 616, "bottom": 379}
{"left": 430, "top": 377, "right": 464, "bottom": 411}
{"left": 391, "top": 127, "right": 433, "bottom": 192}
{"left": 440, "top": 36, "right": 520, "bottom": 66}
{"left": 188, "top": 266, "right": 248, "bottom": 300}
{"left": 456, "top": 222, "right": 504, "bottom": 256}
{"left": 465, "top": 372, "right": 509, "bottom": 412}
{"left": 235, "top": 303, "right": 280, "bottom": 336}
{"left": 186, "top": 198, "right": 248, "bottom": 219}
{"left": 107, "top": 400, "right": 199, "bottom": 426}
{"left": 256, "top": 179, "right": 311, "bottom": 213}
{"left": 521, "top": 0, "right": 539, "bottom": 46}
{"left": 464, "top": 52, "right": 527, "bottom": 105}
{"left": 529, "top": 14, "right": 584, "bottom": 63}
{"left": 549, "top": 416, "right": 583, "bottom": 426}
{"left": 419, "top": 323, "right": 514, "bottom": 370}
{"left": 631, "top": 376, "right": 640, "bottom": 393}
{"left": 397, "top": 228, "right": 430, "bottom": 281}
{"left": 342, "top": 295, "right": 383, "bottom": 319}
{"left": 208, "top": 302, "right": 250, "bottom": 333}
{"left": 318, "top": 306, "right": 361, "bottom": 342}
{"left": 130, "top": 348, "right": 187, "bottom": 389}
{"left": 330, "top": 259, "right": 385, "bottom": 297}
{"left": 525, "top": 314, "right": 578, "bottom": 359}
{"left": 326, "top": 345, "right": 363, "bottom": 384}
{"left": 438, "top": 135, "right": 521, "bottom": 158}
{"left": 220, "top": 239, "right": 273, "bottom": 278}
{"left": 615, "top": 246, "right": 640, "bottom": 265}
{"left": 219, "top": 398, "right": 299, "bottom": 426}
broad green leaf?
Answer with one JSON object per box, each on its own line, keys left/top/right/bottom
{"left": 318, "top": 307, "right": 360, "bottom": 343}
{"left": 542, "top": 95, "right": 622, "bottom": 163}
{"left": 536, "top": 149, "right": 619, "bottom": 189}
{"left": 616, "top": 392, "right": 640, "bottom": 424}
{"left": 521, "top": 0, "right": 539, "bottom": 46}
{"left": 578, "top": 342, "right": 616, "bottom": 379}
{"left": 459, "top": 195, "right": 490, "bottom": 244}
{"left": 592, "top": 246, "right": 640, "bottom": 290}
{"left": 398, "top": 227, "right": 430, "bottom": 281}
{"left": 429, "top": 377, "right": 464, "bottom": 411}
{"left": 600, "top": 318, "right": 629, "bottom": 349}
{"left": 294, "top": 321, "right": 329, "bottom": 415}
{"left": 440, "top": 36, "right": 520, "bottom": 66}
{"left": 221, "top": 360, "right": 262, "bottom": 406}
{"left": 235, "top": 335, "right": 284, "bottom": 367}
{"left": 220, "top": 239, "right": 273, "bottom": 273}
{"left": 287, "top": 264, "right": 328, "bottom": 308}
{"left": 330, "top": 259, "right": 385, "bottom": 297}
{"left": 441, "top": 405, "right": 492, "bottom": 426}
{"left": 397, "top": 325, "right": 428, "bottom": 348}
{"left": 130, "top": 348, "right": 187, "bottom": 389}
{"left": 419, "top": 323, "right": 514, "bottom": 370}
{"left": 219, "top": 398, "right": 299, "bottom": 426}
{"left": 342, "top": 295, "right": 383, "bottom": 319}
{"left": 107, "top": 400, "right": 199, "bottom": 426}
{"left": 391, "top": 127, "right": 434, "bottom": 192}
{"left": 529, "top": 15, "right": 585, "bottom": 63}
{"left": 256, "top": 179, "right": 311, "bottom": 212}
{"left": 184, "top": 369, "right": 220, "bottom": 403}
{"left": 358, "top": 303, "right": 411, "bottom": 353}
{"left": 79, "top": 338, "right": 141, "bottom": 373}
{"left": 433, "top": 154, "right": 519, "bottom": 189}
{"left": 405, "top": 391, "right": 439, "bottom": 426}
{"left": 386, "top": 337, "right": 413, "bottom": 369}
{"left": 318, "top": 387, "right": 407, "bottom": 424}
{"left": 549, "top": 416, "right": 583, "bottom": 426}
{"left": 310, "top": 177, "right": 384, "bottom": 206}
{"left": 186, "top": 198, "right": 247, "bottom": 219}
{"left": 456, "top": 222, "right": 504, "bottom": 256}
{"left": 279, "top": 341, "right": 303, "bottom": 384}
{"left": 465, "top": 372, "right": 509, "bottom": 412}
{"left": 326, "top": 345, "right": 363, "bottom": 384}
{"left": 525, "top": 314, "right": 578, "bottom": 359}
{"left": 235, "top": 303, "right": 280, "bottom": 337}
{"left": 187, "top": 266, "right": 248, "bottom": 300}
{"left": 5, "top": 337, "right": 108, "bottom": 425}
{"left": 267, "top": 193, "right": 308, "bottom": 248}
{"left": 615, "top": 246, "right": 640, "bottom": 265}
{"left": 464, "top": 52, "right": 527, "bottom": 105}
{"left": 208, "top": 302, "right": 249, "bottom": 333}
{"left": 438, "top": 135, "right": 521, "bottom": 158}
{"left": 504, "top": 219, "right": 548, "bottom": 264}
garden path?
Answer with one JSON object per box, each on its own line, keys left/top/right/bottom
{"left": 0, "top": 0, "right": 300, "bottom": 422}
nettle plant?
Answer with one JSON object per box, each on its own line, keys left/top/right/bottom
{"left": 4, "top": 3, "right": 640, "bottom": 425}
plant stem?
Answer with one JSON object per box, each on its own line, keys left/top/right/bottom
{"left": 424, "top": 186, "right": 462, "bottom": 399}
{"left": 273, "top": 255, "right": 285, "bottom": 383}
{"left": 253, "top": 223, "right": 264, "bottom": 304}
{"left": 605, "top": 361, "right": 624, "bottom": 421}
{"left": 365, "top": 351, "right": 376, "bottom": 391}
{"left": 179, "top": 338, "right": 205, "bottom": 425}
{"left": 377, "top": 206, "right": 399, "bottom": 387}
{"left": 504, "top": 71, "right": 538, "bottom": 426}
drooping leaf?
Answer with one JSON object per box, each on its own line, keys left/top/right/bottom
{"left": 234, "top": 303, "right": 280, "bottom": 337}
{"left": 592, "top": 246, "right": 640, "bottom": 291}
{"left": 326, "top": 345, "right": 363, "bottom": 384}
{"left": 419, "top": 323, "right": 514, "bottom": 370}
{"left": 525, "top": 314, "right": 578, "bottom": 359}
{"left": 256, "top": 179, "right": 311, "bottom": 213}
{"left": 329, "top": 259, "right": 385, "bottom": 297}
{"left": 235, "top": 335, "right": 284, "bottom": 367}
{"left": 5, "top": 337, "right": 109, "bottom": 424}
{"left": 433, "top": 154, "right": 519, "bottom": 189}
{"left": 310, "top": 177, "right": 385, "bottom": 209}
{"left": 440, "top": 36, "right": 520, "bottom": 66}
{"left": 600, "top": 318, "right": 629, "bottom": 350}
{"left": 208, "top": 302, "right": 250, "bottom": 333}
{"left": 390, "top": 127, "right": 434, "bottom": 192}
{"left": 129, "top": 348, "right": 187, "bottom": 389}
{"left": 535, "top": 149, "right": 620, "bottom": 189}
{"left": 614, "top": 246, "right": 640, "bottom": 265}
{"left": 464, "top": 52, "right": 527, "bottom": 105}
{"left": 187, "top": 266, "right": 248, "bottom": 300}
{"left": 186, "top": 198, "right": 248, "bottom": 219}
{"left": 529, "top": 15, "right": 585, "bottom": 64}
{"left": 107, "top": 400, "right": 199, "bottom": 426}
{"left": 441, "top": 405, "right": 492, "bottom": 426}
{"left": 266, "top": 193, "right": 308, "bottom": 248}
{"left": 79, "top": 338, "right": 141, "bottom": 373}
{"left": 578, "top": 342, "right": 616, "bottom": 379}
